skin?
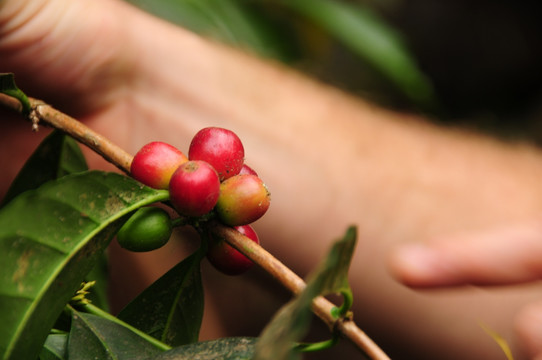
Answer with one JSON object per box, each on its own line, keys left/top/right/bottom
{"left": 2, "top": 0, "right": 542, "bottom": 358}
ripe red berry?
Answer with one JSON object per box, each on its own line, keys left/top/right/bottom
{"left": 215, "top": 174, "right": 270, "bottom": 226}
{"left": 169, "top": 160, "right": 221, "bottom": 217}
{"left": 207, "top": 225, "right": 260, "bottom": 275}
{"left": 239, "top": 163, "right": 258, "bottom": 176}
{"left": 188, "top": 127, "right": 244, "bottom": 181}
{"left": 131, "top": 141, "right": 188, "bottom": 189}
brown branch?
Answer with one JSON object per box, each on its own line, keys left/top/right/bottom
{"left": 0, "top": 94, "right": 390, "bottom": 360}
{"left": 0, "top": 94, "right": 132, "bottom": 174}
{"left": 210, "top": 224, "right": 390, "bottom": 360}
{"left": 35, "top": 103, "right": 133, "bottom": 174}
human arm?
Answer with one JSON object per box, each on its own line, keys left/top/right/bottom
{"left": 3, "top": 1, "right": 542, "bottom": 359}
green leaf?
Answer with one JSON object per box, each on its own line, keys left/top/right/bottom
{"left": 125, "top": 0, "right": 293, "bottom": 61}
{"left": 39, "top": 334, "right": 68, "bottom": 360}
{"left": 0, "top": 171, "right": 169, "bottom": 360}
{"left": 1, "top": 130, "right": 88, "bottom": 208}
{"left": 0, "top": 72, "right": 32, "bottom": 115}
{"left": 0, "top": 130, "right": 111, "bottom": 309}
{"left": 153, "top": 337, "right": 256, "bottom": 360}
{"left": 283, "top": 0, "right": 436, "bottom": 107}
{"left": 253, "top": 226, "right": 357, "bottom": 360}
{"left": 68, "top": 309, "right": 163, "bottom": 360}
{"left": 117, "top": 248, "right": 205, "bottom": 346}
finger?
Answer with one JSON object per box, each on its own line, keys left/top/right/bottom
{"left": 515, "top": 301, "right": 542, "bottom": 360}
{"left": 389, "top": 218, "right": 542, "bottom": 287}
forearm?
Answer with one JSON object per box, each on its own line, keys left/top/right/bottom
{"left": 124, "top": 9, "right": 542, "bottom": 359}
{"left": 126, "top": 6, "right": 542, "bottom": 262}
{"left": 3, "top": 0, "right": 542, "bottom": 357}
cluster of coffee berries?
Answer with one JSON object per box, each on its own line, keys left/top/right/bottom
{"left": 119, "top": 127, "right": 270, "bottom": 275}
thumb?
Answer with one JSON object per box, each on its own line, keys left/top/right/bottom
{"left": 389, "top": 218, "right": 542, "bottom": 287}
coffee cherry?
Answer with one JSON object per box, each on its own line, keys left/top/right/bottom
{"left": 188, "top": 127, "right": 244, "bottom": 181}
{"left": 169, "top": 160, "right": 221, "bottom": 217}
{"left": 215, "top": 174, "right": 270, "bottom": 226}
{"left": 131, "top": 141, "right": 188, "bottom": 189}
{"left": 207, "top": 225, "right": 259, "bottom": 275}
{"left": 239, "top": 163, "right": 258, "bottom": 176}
{"left": 117, "top": 207, "right": 173, "bottom": 252}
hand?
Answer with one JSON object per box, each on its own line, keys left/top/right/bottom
{"left": 0, "top": 0, "right": 140, "bottom": 192}
{"left": 390, "top": 218, "right": 542, "bottom": 358}
{"left": 4, "top": 1, "right": 542, "bottom": 359}
{"left": 0, "top": 0, "right": 221, "bottom": 190}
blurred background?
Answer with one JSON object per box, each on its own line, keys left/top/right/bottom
{"left": 117, "top": 1, "right": 542, "bottom": 358}
{"left": 125, "top": 0, "right": 542, "bottom": 144}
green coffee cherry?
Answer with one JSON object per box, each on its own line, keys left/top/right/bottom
{"left": 117, "top": 207, "right": 173, "bottom": 252}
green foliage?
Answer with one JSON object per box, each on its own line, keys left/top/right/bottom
{"left": 153, "top": 337, "right": 256, "bottom": 360}
{"left": 39, "top": 334, "right": 68, "bottom": 360}
{"left": 117, "top": 248, "right": 205, "bottom": 347}
{"left": 68, "top": 308, "right": 163, "bottom": 360}
{"left": 125, "top": 0, "right": 292, "bottom": 61}
{"left": 0, "top": 171, "right": 168, "bottom": 360}
{"left": 0, "top": 81, "right": 362, "bottom": 359}
{"left": 124, "top": 0, "right": 436, "bottom": 109}
{"left": 253, "top": 226, "right": 357, "bottom": 359}
{"left": 1, "top": 130, "right": 88, "bottom": 207}
{"left": 282, "top": 0, "right": 435, "bottom": 107}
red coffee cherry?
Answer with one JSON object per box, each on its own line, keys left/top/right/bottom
{"left": 169, "top": 160, "right": 221, "bottom": 217}
{"left": 117, "top": 207, "right": 173, "bottom": 252}
{"left": 131, "top": 141, "right": 188, "bottom": 189}
{"left": 188, "top": 127, "right": 244, "bottom": 181}
{"left": 215, "top": 174, "right": 270, "bottom": 226}
{"left": 239, "top": 163, "right": 258, "bottom": 176}
{"left": 206, "top": 225, "right": 260, "bottom": 275}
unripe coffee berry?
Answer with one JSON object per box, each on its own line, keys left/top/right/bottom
{"left": 117, "top": 207, "right": 173, "bottom": 252}
{"left": 207, "top": 225, "right": 260, "bottom": 275}
{"left": 169, "top": 160, "right": 221, "bottom": 217}
{"left": 215, "top": 174, "right": 270, "bottom": 226}
{"left": 131, "top": 141, "right": 188, "bottom": 189}
{"left": 188, "top": 127, "right": 244, "bottom": 181}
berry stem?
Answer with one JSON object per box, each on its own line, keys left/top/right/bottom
{"left": 295, "top": 333, "right": 339, "bottom": 352}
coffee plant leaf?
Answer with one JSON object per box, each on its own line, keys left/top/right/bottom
{"left": 39, "top": 333, "right": 68, "bottom": 360}
{"left": 153, "top": 337, "right": 256, "bottom": 360}
{"left": 2, "top": 130, "right": 87, "bottom": 208}
{"left": 117, "top": 248, "right": 205, "bottom": 346}
{"left": 68, "top": 310, "right": 163, "bottom": 360}
{"left": 0, "top": 171, "right": 169, "bottom": 360}
{"left": 253, "top": 226, "right": 357, "bottom": 360}
{"left": 283, "top": 0, "right": 436, "bottom": 107}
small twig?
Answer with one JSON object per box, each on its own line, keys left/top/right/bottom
{"left": 210, "top": 224, "right": 390, "bottom": 360}
{"left": 35, "top": 101, "right": 133, "bottom": 174}
{"left": 0, "top": 94, "right": 132, "bottom": 174}
{"left": 0, "top": 94, "right": 390, "bottom": 360}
